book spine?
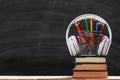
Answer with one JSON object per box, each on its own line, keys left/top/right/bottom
{"left": 73, "top": 64, "right": 107, "bottom": 70}
{"left": 73, "top": 71, "right": 108, "bottom": 78}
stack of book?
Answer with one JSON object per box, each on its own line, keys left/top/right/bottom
{"left": 73, "top": 57, "right": 107, "bottom": 79}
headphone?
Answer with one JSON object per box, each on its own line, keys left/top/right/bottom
{"left": 66, "top": 14, "right": 112, "bottom": 56}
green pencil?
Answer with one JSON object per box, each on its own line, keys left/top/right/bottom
{"left": 85, "top": 18, "right": 89, "bottom": 31}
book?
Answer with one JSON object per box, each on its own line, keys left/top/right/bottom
{"left": 73, "top": 77, "right": 107, "bottom": 80}
{"left": 73, "top": 70, "right": 108, "bottom": 78}
{"left": 73, "top": 64, "right": 107, "bottom": 71}
{"left": 75, "top": 57, "right": 106, "bottom": 63}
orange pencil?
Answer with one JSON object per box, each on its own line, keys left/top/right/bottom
{"left": 75, "top": 22, "right": 90, "bottom": 51}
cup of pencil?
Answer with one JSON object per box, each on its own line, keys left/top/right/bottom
{"left": 77, "top": 30, "right": 103, "bottom": 56}
{"left": 75, "top": 19, "right": 105, "bottom": 57}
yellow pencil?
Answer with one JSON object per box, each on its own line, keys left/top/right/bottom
{"left": 90, "top": 19, "right": 94, "bottom": 54}
{"left": 90, "top": 19, "right": 93, "bottom": 31}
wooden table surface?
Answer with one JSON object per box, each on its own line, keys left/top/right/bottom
{"left": 0, "top": 76, "right": 119, "bottom": 80}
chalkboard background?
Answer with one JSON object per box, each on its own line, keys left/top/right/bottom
{"left": 0, "top": 0, "right": 120, "bottom": 75}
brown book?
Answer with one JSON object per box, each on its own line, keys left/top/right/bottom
{"left": 73, "top": 78, "right": 107, "bottom": 80}
{"left": 75, "top": 57, "right": 106, "bottom": 63}
{"left": 73, "top": 70, "right": 108, "bottom": 78}
{"left": 73, "top": 64, "right": 107, "bottom": 71}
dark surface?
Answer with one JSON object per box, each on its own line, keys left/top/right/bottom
{"left": 0, "top": 0, "right": 120, "bottom": 75}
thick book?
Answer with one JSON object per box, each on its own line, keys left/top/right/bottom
{"left": 73, "top": 70, "right": 108, "bottom": 78}
{"left": 73, "top": 64, "right": 107, "bottom": 70}
{"left": 75, "top": 57, "right": 106, "bottom": 63}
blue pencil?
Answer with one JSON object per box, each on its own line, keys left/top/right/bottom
{"left": 96, "top": 22, "right": 99, "bottom": 31}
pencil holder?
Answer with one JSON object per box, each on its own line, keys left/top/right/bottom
{"left": 76, "top": 30, "right": 103, "bottom": 57}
